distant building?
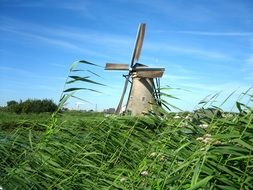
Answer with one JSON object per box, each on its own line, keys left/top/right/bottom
{"left": 104, "top": 108, "right": 115, "bottom": 114}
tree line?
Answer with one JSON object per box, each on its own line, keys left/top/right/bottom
{"left": 2, "top": 99, "right": 58, "bottom": 114}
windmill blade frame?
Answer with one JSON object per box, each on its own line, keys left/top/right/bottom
{"left": 115, "top": 75, "right": 130, "bottom": 114}
{"left": 155, "top": 78, "right": 162, "bottom": 106}
{"left": 130, "top": 23, "right": 146, "bottom": 68}
{"left": 105, "top": 63, "right": 129, "bottom": 70}
{"left": 135, "top": 69, "right": 164, "bottom": 78}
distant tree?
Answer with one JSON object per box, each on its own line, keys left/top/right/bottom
{"left": 5, "top": 99, "right": 57, "bottom": 114}
{"left": 61, "top": 107, "right": 69, "bottom": 112}
{"left": 6, "top": 100, "right": 21, "bottom": 113}
{"left": 7, "top": 100, "right": 19, "bottom": 107}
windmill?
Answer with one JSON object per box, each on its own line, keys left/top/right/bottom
{"left": 105, "top": 23, "right": 165, "bottom": 116}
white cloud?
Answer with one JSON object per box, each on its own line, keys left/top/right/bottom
{"left": 161, "top": 81, "right": 253, "bottom": 111}
{"left": 1, "top": 1, "right": 44, "bottom": 8}
{"left": 0, "top": 17, "right": 133, "bottom": 60}
{"left": 244, "top": 55, "right": 253, "bottom": 69}
{"left": 1, "top": 17, "right": 236, "bottom": 63}
{"left": 145, "top": 42, "right": 232, "bottom": 60}
{"left": 244, "top": 73, "right": 253, "bottom": 81}
{"left": 163, "top": 74, "right": 199, "bottom": 81}
{"left": 0, "top": 66, "right": 39, "bottom": 78}
{"left": 176, "top": 31, "right": 253, "bottom": 37}
{"left": 0, "top": 66, "right": 65, "bottom": 81}
{"left": 1, "top": 0, "right": 91, "bottom": 12}
{"left": 177, "top": 81, "right": 247, "bottom": 92}
{"left": 0, "top": 27, "right": 110, "bottom": 58}
{"left": 241, "top": 47, "right": 253, "bottom": 81}
{"left": 50, "top": 63, "right": 68, "bottom": 69}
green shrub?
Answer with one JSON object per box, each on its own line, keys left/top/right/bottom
{"left": 6, "top": 100, "right": 22, "bottom": 113}
{"left": 6, "top": 99, "right": 57, "bottom": 114}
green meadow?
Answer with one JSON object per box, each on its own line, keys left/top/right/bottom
{"left": 0, "top": 102, "right": 252, "bottom": 189}
{"left": 0, "top": 61, "right": 252, "bottom": 189}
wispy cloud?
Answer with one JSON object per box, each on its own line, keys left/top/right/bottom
{"left": 1, "top": 1, "right": 96, "bottom": 19}
{"left": 176, "top": 31, "right": 253, "bottom": 37}
{"left": 0, "top": 66, "right": 41, "bottom": 78}
{"left": 177, "top": 81, "right": 250, "bottom": 93}
{"left": 55, "top": 2, "right": 90, "bottom": 12}
{"left": 240, "top": 37, "right": 253, "bottom": 81}
{"left": 0, "top": 27, "right": 111, "bottom": 58}
{"left": 0, "top": 66, "right": 65, "bottom": 81}
{"left": 0, "top": 17, "right": 132, "bottom": 60}
{"left": 168, "top": 81, "right": 253, "bottom": 110}
{"left": 1, "top": 17, "right": 236, "bottom": 62}
{"left": 134, "top": 0, "right": 218, "bottom": 22}
{"left": 45, "top": 27, "right": 132, "bottom": 47}
{"left": 1, "top": 1, "right": 44, "bottom": 8}
{"left": 244, "top": 73, "right": 253, "bottom": 81}
{"left": 145, "top": 42, "right": 232, "bottom": 60}
{"left": 49, "top": 63, "right": 68, "bottom": 69}
{"left": 32, "top": 84, "right": 57, "bottom": 91}
{"left": 243, "top": 55, "right": 253, "bottom": 70}
{"left": 163, "top": 74, "right": 199, "bottom": 81}
{"left": 241, "top": 54, "right": 253, "bottom": 80}
{"left": 1, "top": 0, "right": 90, "bottom": 11}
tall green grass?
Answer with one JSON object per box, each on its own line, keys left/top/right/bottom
{"left": 0, "top": 60, "right": 252, "bottom": 189}
{"left": 1, "top": 92, "right": 252, "bottom": 189}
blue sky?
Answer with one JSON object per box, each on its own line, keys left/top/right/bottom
{"left": 0, "top": 0, "right": 252, "bottom": 111}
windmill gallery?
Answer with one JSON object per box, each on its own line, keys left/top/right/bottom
{"left": 105, "top": 23, "right": 165, "bottom": 116}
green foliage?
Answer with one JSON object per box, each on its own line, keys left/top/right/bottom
{"left": 0, "top": 60, "right": 252, "bottom": 189}
{"left": 6, "top": 100, "right": 22, "bottom": 114}
{"left": 5, "top": 99, "right": 57, "bottom": 114}
{"left": 0, "top": 98, "right": 252, "bottom": 189}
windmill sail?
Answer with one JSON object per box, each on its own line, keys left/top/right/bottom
{"left": 105, "top": 63, "right": 129, "bottom": 70}
{"left": 130, "top": 23, "right": 146, "bottom": 67}
{"left": 135, "top": 68, "right": 164, "bottom": 78}
{"left": 115, "top": 75, "right": 130, "bottom": 114}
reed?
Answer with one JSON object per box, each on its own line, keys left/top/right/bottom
{"left": 0, "top": 60, "right": 252, "bottom": 189}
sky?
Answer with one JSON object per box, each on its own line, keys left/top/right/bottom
{"left": 0, "top": 0, "right": 252, "bottom": 112}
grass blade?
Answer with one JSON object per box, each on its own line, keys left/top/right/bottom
{"left": 63, "top": 88, "right": 102, "bottom": 93}
{"left": 188, "top": 176, "right": 213, "bottom": 190}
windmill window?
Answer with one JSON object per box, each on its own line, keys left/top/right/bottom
{"left": 142, "top": 97, "right": 146, "bottom": 102}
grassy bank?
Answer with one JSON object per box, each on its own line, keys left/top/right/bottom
{"left": 0, "top": 104, "right": 252, "bottom": 189}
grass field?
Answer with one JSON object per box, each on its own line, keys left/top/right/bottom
{"left": 0, "top": 99, "right": 252, "bottom": 190}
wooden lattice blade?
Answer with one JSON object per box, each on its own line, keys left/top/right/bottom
{"left": 134, "top": 68, "right": 165, "bottom": 78}
{"left": 105, "top": 63, "right": 129, "bottom": 70}
{"left": 130, "top": 23, "right": 146, "bottom": 67}
{"left": 115, "top": 75, "right": 130, "bottom": 114}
